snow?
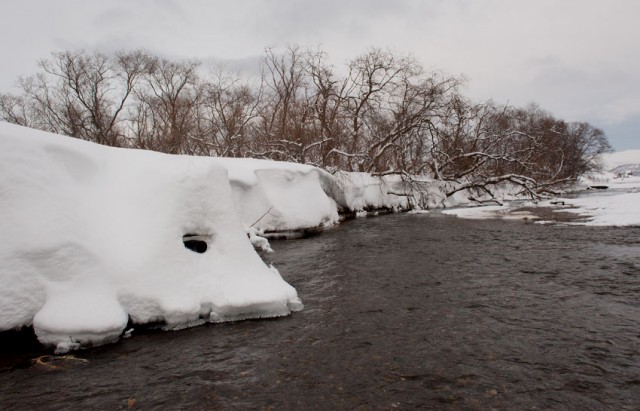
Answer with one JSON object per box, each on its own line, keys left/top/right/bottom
{"left": 443, "top": 176, "right": 640, "bottom": 227}
{"left": 330, "top": 172, "right": 409, "bottom": 211}
{"left": 216, "top": 157, "right": 340, "bottom": 233}
{"left": 407, "top": 209, "right": 430, "bottom": 215}
{"left": 555, "top": 174, "right": 640, "bottom": 226}
{"left": 444, "top": 151, "right": 640, "bottom": 226}
{"left": 441, "top": 204, "right": 536, "bottom": 221}
{"left": 559, "top": 190, "right": 640, "bottom": 226}
{"left": 0, "top": 122, "right": 302, "bottom": 352}
{"left": 578, "top": 171, "right": 614, "bottom": 188}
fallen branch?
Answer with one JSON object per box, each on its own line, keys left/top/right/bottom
{"left": 250, "top": 206, "right": 274, "bottom": 228}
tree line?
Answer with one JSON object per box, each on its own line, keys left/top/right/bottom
{"left": 0, "top": 47, "right": 611, "bottom": 199}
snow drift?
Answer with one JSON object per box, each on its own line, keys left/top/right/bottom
{"left": 0, "top": 122, "right": 302, "bottom": 352}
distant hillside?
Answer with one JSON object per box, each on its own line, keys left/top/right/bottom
{"left": 600, "top": 150, "right": 640, "bottom": 173}
{"left": 609, "top": 163, "right": 640, "bottom": 175}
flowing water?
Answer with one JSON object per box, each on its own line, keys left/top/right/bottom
{"left": 1, "top": 214, "right": 639, "bottom": 410}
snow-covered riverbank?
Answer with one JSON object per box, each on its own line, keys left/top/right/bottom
{"left": 0, "top": 122, "right": 436, "bottom": 350}
{"left": 1, "top": 122, "right": 637, "bottom": 351}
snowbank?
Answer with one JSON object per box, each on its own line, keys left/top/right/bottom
{"left": 330, "top": 172, "right": 410, "bottom": 211}
{"left": 0, "top": 122, "right": 302, "bottom": 352}
{"left": 214, "top": 165, "right": 441, "bottom": 232}
{"left": 215, "top": 158, "right": 339, "bottom": 233}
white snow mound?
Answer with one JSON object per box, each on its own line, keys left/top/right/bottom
{"left": 0, "top": 122, "right": 302, "bottom": 351}
{"left": 330, "top": 172, "right": 411, "bottom": 211}
{"left": 216, "top": 158, "right": 340, "bottom": 232}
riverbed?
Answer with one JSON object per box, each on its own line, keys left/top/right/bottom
{"left": 1, "top": 214, "right": 639, "bottom": 409}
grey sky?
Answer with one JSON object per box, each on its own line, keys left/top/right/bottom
{"left": 1, "top": 0, "right": 638, "bottom": 150}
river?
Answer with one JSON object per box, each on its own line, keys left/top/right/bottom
{"left": 1, "top": 213, "right": 639, "bottom": 410}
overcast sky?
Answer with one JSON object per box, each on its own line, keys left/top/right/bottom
{"left": 1, "top": 0, "right": 638, "bottom": 150}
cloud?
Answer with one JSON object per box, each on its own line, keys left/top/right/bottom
{"left": 1, "top": 0, "right": 639, "bottom": 148}
{"left": 523, "top": 60, "right": 638, "bottom": 120}
{"left": 599, "top": 98, "right": 640, "bottom": 125}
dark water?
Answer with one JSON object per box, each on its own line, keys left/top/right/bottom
{"left": 1, "top": 214, "right": 639, "bottom": 410}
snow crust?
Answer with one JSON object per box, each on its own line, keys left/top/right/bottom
{"left": 0, "top": 122, "right": 302, "bottom": 351}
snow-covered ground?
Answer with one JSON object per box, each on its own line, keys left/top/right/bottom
{"left": 559, "top": 185, "right": 640, "bottom": 226}
{"left": 444, "top": 150, "right": 640, "bottom": 226}
{"left": 444, "top": 171, "right": 640, "bottom": 226}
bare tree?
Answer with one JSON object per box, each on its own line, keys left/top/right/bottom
{"left": 6, "top": 50, "right": 151, "bottom": 146}
{"left": 0, "top": 94, "right": 34, "bottom": 127}
{"left": 336, "top": 49, "right": 412, "bottom": 171}
{"left": 130, "top": 57, "right": 201, "bottom": 154}
{"left": 253, "top": 45, "right": 310, "bottom": 162}
{"left": 299, "top": 49, "right": 348, "bottom": 168}
{"left": 193, "top": 67, "right": 262, "bottom": 157}
{"left": 426, "top": 102, "right": 611, "bottom": 201}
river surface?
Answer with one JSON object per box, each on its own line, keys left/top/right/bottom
{"left": 1, "top": 214, "right": 639, "bottom": 410}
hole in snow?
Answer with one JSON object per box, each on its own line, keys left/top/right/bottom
{"left": 183, "top": 234, "right": 209, "bottom": 253}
